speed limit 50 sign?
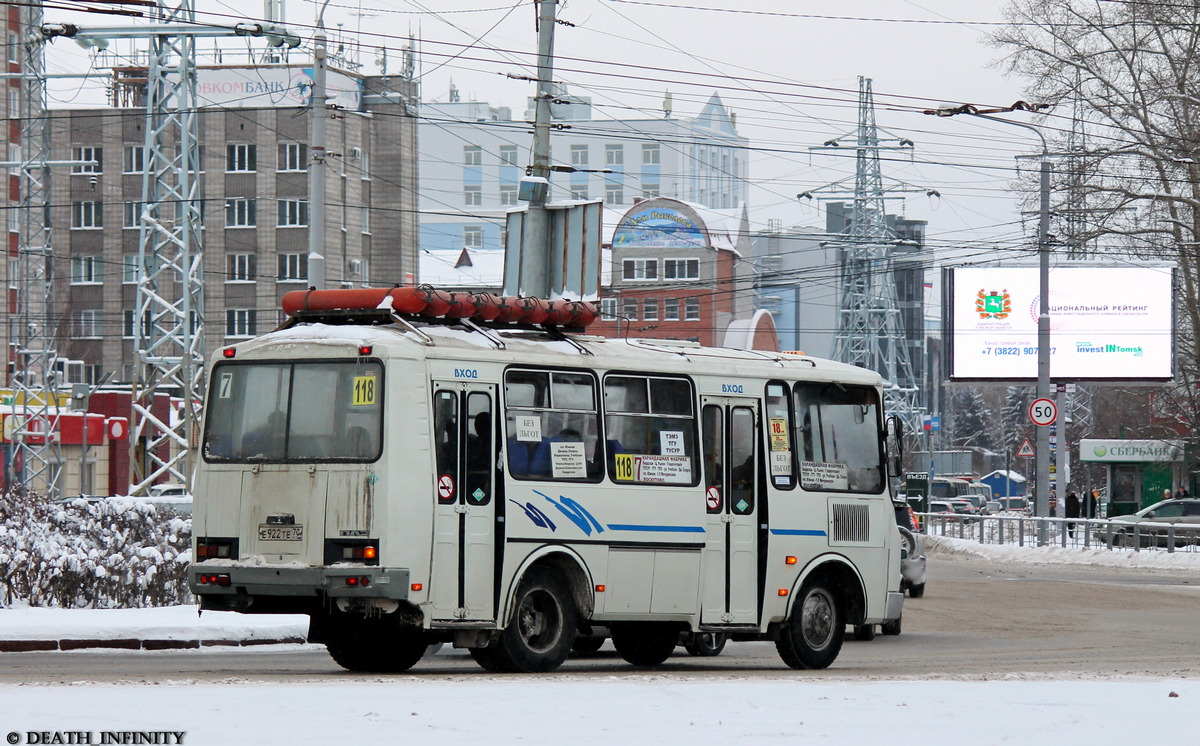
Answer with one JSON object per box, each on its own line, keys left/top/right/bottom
{"left": 1028, "top": 398, "right": 1057, "bottom": 427}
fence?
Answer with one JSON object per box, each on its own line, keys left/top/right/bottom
{"left": 917, "top": 512, "right": 1200, "bottom": 554}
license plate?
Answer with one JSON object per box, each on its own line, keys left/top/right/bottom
{"left": 258, "top": 524, "right": 303, "bottom": 541}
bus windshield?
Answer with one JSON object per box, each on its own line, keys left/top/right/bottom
{"left": 203, "top": 360, "right": 383, "bottom": 462}
{"left": 793, "top": 382, "right": 883, "bottom": 493}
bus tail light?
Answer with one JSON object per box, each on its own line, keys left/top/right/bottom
{"left": 198, "top": 573, "right": 231, "bottom": 587}
{"left": 196, "top": 537, "right": 238, "bottom": 560}
{"left": 411, "top": 583, "right": 423, "bottom": 592}
{"left": 785, "top": 556, "right": 797, "bottom": 565}
{"left": 324, "top": 539, "right": 380, "bottom": 565}
{"left": 778, "top": 589, "right": 789, "bottom": 596}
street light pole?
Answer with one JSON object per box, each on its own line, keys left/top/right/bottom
{"left": 925, "top": 102, "right": 1053, "bottom": 544}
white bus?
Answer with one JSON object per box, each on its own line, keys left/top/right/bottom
{"left": 190, "top": 288, "right": 904, "bottom": 673}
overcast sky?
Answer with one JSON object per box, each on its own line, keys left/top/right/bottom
{"left": 42, "top": 0, "right": 1045, "bottom": 265}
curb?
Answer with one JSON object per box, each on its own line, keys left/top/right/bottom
{"left": 0, "top": 636, "right": 307, "bottom": 653}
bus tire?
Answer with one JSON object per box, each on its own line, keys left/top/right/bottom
{"left": 610, "top": 623, "right": 677, "bottom": 666}
{"left": 683, "top": 631, "right": 728, "bottom": 657}
{"left": 571, "top": 634, "right": 606, "bottom": 654}
{"left": 775, "top": 577, "right": 844, "bottom": 670}
{"left": 853, "top": 624, "right": 876, "bottom": 641}
{"left": 485, "top": 567, "right": 578, "bottom": 673}
{"left": 881, "top": 615, "right": 902, "bottom": 636}
{"left": 326, "top": 624, "right": 428, "bottom": 673}
{"left": 907, "top": 582, "right": 925, "bottom": 599}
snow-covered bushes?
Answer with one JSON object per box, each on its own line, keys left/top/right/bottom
{"left": 0, "top": 490, "right": 192, "bottom": 608}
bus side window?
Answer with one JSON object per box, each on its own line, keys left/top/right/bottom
{"left": 434, "top": 390, "right": 459, "bottom": 500}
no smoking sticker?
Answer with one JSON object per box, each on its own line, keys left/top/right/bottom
{"left": 437, "top": 474, "right": 455, "bottom": 501}
{"left": 706, "top": 486, "right": 722, "bottom": 511}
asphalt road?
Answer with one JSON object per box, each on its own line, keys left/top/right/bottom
{"left": 3, "top": 550, "right": 1198, "bottom": 683}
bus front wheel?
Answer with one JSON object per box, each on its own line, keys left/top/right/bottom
{"left": 474, "top": 567, "right": 577, "bottom": 673}
{"left": 776, "top": 577, "right": 844, "bottom": 670}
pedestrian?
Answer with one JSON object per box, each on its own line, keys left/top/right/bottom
{"left": 1163, "top": 488, "right": 1173, "bottom": 503}
{"left": 1065, "top": 490, "right": 1080, "bottom": 538}
{"left": 1176, "top": 485, "right": 1190, "bottom": 499}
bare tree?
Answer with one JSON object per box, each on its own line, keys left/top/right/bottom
{"left": 993, "top": 0, "right": 1200, "bottom": 460}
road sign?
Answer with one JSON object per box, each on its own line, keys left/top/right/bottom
{"left": 1017, "top": 438, "right": 1035, "bottom": 457}
{"left": 1029, "top": 398, "right": 1057, "bottom": 426}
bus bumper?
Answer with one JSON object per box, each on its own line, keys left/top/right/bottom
{"left": 189, "top": 565, "right": 411, "bottom": 601}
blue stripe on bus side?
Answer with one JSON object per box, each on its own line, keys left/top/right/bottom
{"left": 606, "top": 524, "right": 707, "bottom": 533}
{"left": 769, "top": 529, "right": 828, "bottom": 536}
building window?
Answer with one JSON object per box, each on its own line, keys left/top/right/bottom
{"left": 71, "top": 146, "right": 102, "bottom": 174}
{"left": 664, "top": 258, "right": 700, "bottom": 280}
{"left": 226, "top": 143, "right": 257, "bottom": 172}
{"left": 464, "top": 185, "right": 482, "bottom": 206}
{"left": 123, "top": 201, "right": 144, "bottom": 229}
{"left": 70, "top": 256, "right": 101, "bottom": 284}
{"left": 622, "top": 258, "right": 657, "bottom": 281}
{"left": 122, "top": 255, "right": 139, "bottom": 284}
{"left": 570, "top": 144, "right": 588, "bottom": 166}
{"left": 76, "top": 310, "right": 101, "bottom": 338}
{"left": 642, "top": 299, "right": 659, "bottom": 321}
{"left": 605, "top": 144, "right": 624, "bottom": 166}
{"left": 122, "top": 310, "right": 137, "bottom": 338}
{"left": 500, "top": 184, "right": 518, "bottom": 206}
{"left": 226, "top": 309, "right": 257, "bottom": 338}
{"left": 622, "top": 299, "right": 639, "bottom": 321}
{"left": 226, "top": 198, "right": 256, "bottom": 228}
{"left": 72, "top": 201, "right": 103, "bottom": 229}
{"left": 499, "top": 145, "right": 519, "bottom": 167}
{"left": 277, "top": 252, "right": 308, "bottom": 281}
{"left": 361, "top": 207, "right": 371, "bottom": 234}
{"left": 277, "top": 199, "right": 308, "bottom": 227}
{"left": 123, "top": 145, "right": 146, "bottom": 174}
{"left": 685, "top": 297, "right": 701, "bottom": 321}
{"left": 642, "top": 183, "right": 660, "bottom": 199}
{"left": 606, "top": 183, "right": 624, "bottom": 204}
{"left": 642, "top": 143, "right": 660, "bottom": 165}
{"left": 464, "top": 145, "right": 482, "bottom": 166}
{"left": 463, "top": 225, "right": 483, "bottom": 248}
{"left": 359, "top": 150, "right": 370, "bottom": 180}
{"left": 227, "top": 253, "right": 257, "bottom": 282}
{"left": 278, "top": 142, "right": 307, "bottom": 172}
{"left": 599, "top": 298, "right": 618, "bottom": 320}
{"left": 664, "top": 298, "right": 680, "bottom": 321}
{"left": 570, "top": 186, "right": 589, "bottom": 200}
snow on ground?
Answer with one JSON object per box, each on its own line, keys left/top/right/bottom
{"left": 0, "top": 678, "right": 1194, "bottom": 744}
{"left": 927, "top": 532, "right": 1200, "bottom": 570}
{"left": 0, "top": 603, "right": 307, "bottom": 641}
{"left": 0, "top": 541, "right": 1196, "bottom": 743}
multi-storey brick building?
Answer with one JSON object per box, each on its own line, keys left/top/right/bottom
{"left": 31, "top": 63, "right": 418, "bottom": 384}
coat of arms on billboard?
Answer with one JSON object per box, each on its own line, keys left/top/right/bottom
{"left": 976, "top": 289, "right": 1011, "bottom": 319}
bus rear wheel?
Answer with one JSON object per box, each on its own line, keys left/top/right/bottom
{"left": 325, "top": 621, "right": 429, "bottom": 673}
{"left": 610, "top": 623, "right": 678, "bottom": 666}
{"left": 776, "top": 577, "right": 844, "bottom": 670}
{"left": 474, "top": 567, "right": 577, "bottom": 673}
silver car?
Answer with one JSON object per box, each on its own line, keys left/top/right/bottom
{"left": 1100, "top": 498, "right": 1200, "bottom": 547}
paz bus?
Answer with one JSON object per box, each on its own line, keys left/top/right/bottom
{"left": 189, "top": 287, "right": 905, "bottom": 673}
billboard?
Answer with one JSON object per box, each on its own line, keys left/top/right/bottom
{"left": 196, "top": 66, "right": 361, "bottom": 110}
{"left": 946, "top": 265, "right": 1174, "bottom": 382}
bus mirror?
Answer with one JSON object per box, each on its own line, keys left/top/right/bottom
{"left": 886, "top": 415, "right": 904, "bottom": 477}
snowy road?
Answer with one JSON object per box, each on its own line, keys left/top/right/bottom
{"left": 3, "top": 543, "right": 1198, "bottom": 683}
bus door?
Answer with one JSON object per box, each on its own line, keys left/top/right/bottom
{"left": 699, "top": 397, "right": 760, "bottom": 625}
{"left": 430, "top": 383, "right": 499, "bottom": 622}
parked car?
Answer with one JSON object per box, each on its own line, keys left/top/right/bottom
{"left": 984, "top": 500, "right": 1004, "bottom": 515}
{"left": 995, "top": 497, "right": 1031, "bottom": 515}
{"left": 958, "top": 494, "right": 988, "bottom": 514}
{"left": 1099, "top": 498, "right": 1200, "bottom": 547}
{"left": 928, "top": 500, "right": 957, "bottom": 517}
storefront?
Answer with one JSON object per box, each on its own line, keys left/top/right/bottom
{"left": 1078, "top": 439, "right": 1184, "bottom": 515}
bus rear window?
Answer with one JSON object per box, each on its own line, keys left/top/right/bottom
{"left": 203, "top": 360, "right": 383, "bottom": 463}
